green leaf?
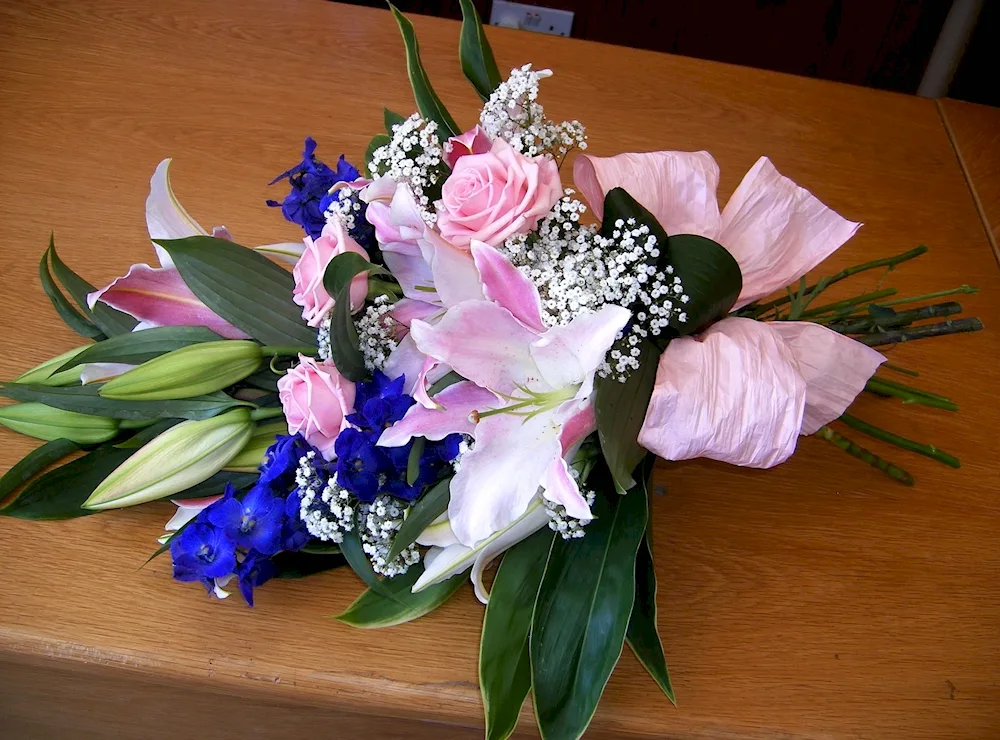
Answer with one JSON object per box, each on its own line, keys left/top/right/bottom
{"left": 662, "top": 234, "right": 742, "bottom": 336}
{"left": 171, "top": 470, "right": 258, "bottom": 499}
{"left": 480, "top": 527, "right": 554, "bottom": 740}
{"left": 57, "top": 326, "right": 223, "bottom": 372}
{"left": 114, "top": 419, "right": 180, "bottom": 448}
{"left": 459, "top": 0, "right": 502, "bottom": 101}
{"left": 336, "top": 563, "right": 465, "bottom": 629}
{"left": 0, "top": 439, "right": 79, "bottom": 507}
{"left": 594, "top": 339, "right": 659, "bottom": 491}
{"left": 406, "top": 436, "right": 425, "bottom": 486}
{"left": 388, "top": 3, "right": 460, "bottom": 138}
{"left": 365, "top": 133, "right": 391, "bottom": 177}
{"left": 48, "top": 239, "right": 137, "bottom": 336}
{"left": 1, "top": 444, "right": 135, "bottom": 520}
{"left": 154, "top": 236, "right": 317, "bottom": 347}
{"left": 0, "top": 383, "right": 248, "bottom": 422}
{"left": 271, "top": 550, "right": 347, "bottom": 579}
{"left": 39, "top": 241, "right": 104, "bottom": 340}
{"left": 383, "top": 107, "right": 406, "bottom": 133}
{"left": 386, "top": 476, "right": 450, "bottom": 562}
{"left": 340, "top": 526, "right": 397, "bottom": 599}
{"left": 322, "top": 252, "right": 390, "bottom": 382}
{"left": 626, "top": 528, "right": 675, "bottom": 704}
{"left": 530, "top": 463, "right": 648, "bottom": 740}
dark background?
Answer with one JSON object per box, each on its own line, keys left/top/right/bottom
{"left": 339, "top": 0, "right": 998, "bottom": 105}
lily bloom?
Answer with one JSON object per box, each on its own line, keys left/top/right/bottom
{"left": 88, "top": 160, "right": 301, "bottom": 337}
{"left": 574, "top": 151, "right": 885, "bottom": 467}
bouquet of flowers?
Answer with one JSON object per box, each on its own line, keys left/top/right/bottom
{"left": 0, "top": 3, "right": 983, "bottom": 738}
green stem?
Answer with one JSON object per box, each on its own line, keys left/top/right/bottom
{"left": 839, "top": 413, "right": 960, "bottom": 468}
{"left": 250, "top": 407, "right": 285, "bottom": 422}
{"left": 855, "top": 318, "right": 984, "bottom": 347}
{"left": 815, "top": 425, "right": 914, "bottom": 485}
{"left": 864, "top": 377, "right": 958, "bottom": 411}
{"left": 881, "top": 363, "right": 919, "bottom": 378}
{"left": 866, "top": 285, "right": 978, "bottom": 308}
{"left": 825, "top": 301, "right": 963, "bottom": 334}
{"left": 795, "top": 288, "right": 898, "bottom": 320}
{"left": 260, "top": 345, "right": 318, "bottom": 358}
{"left": 870, "top": 376, "right": 954, "bottom": 404}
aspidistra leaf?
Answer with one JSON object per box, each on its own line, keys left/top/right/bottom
{"left": 48, "top": 239, "right": 137, "bottom": 336}
{"left": 480, "top": 527, "right": 554, "bottom": 740}
{"left": 39, "top": 241, "right": 104, "bottom": 340}
{"left": 626, "top": 527, "right": 676, "bottom": 704}
{"left": 0, "top": 439, "right": 80, "bottom": 509}
{"left": 530, "top": 463, "right": 648, "bottom": 740}
{"left": 154, "top": 236, "right": 317, "bottom": 347}
{"left": 57, "top": 326, "right": 223, "bottom": 372}
{"left": 459, "top": 0, "right": 503, "bottom": 101}
{"left": 336, "top": 563, "right": 465, "bottom": 629}
{"left": 388, "top": 3, "right": 460, "bottom": 138}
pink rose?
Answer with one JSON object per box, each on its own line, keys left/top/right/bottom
{"left": 292, "top": 218, "right": 368, "bottom": 328}
{"left": 444, "top": 125, "right": 492, "bottom": 169}
{"left": 277, "top": 355, "right": 355, "bottom": 460}
{"left": 436, "top": 138, "right": 562, "bottom": 248}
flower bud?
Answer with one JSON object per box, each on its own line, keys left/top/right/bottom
{"left": 99, "top": 341, "right": 262, "bottom": 400}
{"left": 0, "top": 402, "right": 119, "bottom": 444}
{"left": 83, "top": 407, "right": 253, "bottom": 510}
{"left": 224, "top": 419, "right": 288, "bottom": 472}
{"left": 13, "top": 345, "right": 88, "bottom": 385}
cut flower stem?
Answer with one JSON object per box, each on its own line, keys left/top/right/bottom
{"left": 815, "top": 425, "right": 914, "bottom": 485}
{"left": 839, "top": 413, "right": 960, "bottom": 468}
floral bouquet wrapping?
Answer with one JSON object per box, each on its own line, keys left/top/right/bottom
{"left": 0, "top": 4, "right": 984, "bottom": 739}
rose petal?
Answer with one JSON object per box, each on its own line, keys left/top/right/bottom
{"left": 720, "top": 157, "right": 861, "bottom": 308}
{"left": 768, "top": 321, "right": 886, "bottom": 435}
{"left": 638, "top": 317, "right": 806, "bottom": 468}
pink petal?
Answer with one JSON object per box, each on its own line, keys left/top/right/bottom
{"left": 390, "top": 298, "right": 441, "bottom": 329}
{"left": 559, "top": 400, "right": 596, "bottom": 455}
{"left": 164, "top": 494, "right": 222, "bottom": 531}
{"left": 411, "top": 354, "right": 441, "bottom": 409}
{"left": 638, "top": 317, "right": 806, "bottom": 468}
{"left": 382, "top": 249, "right": 439, "bottom": 302}
{"left": 410, "top": 301, "right": 541, "bottom": 396}
{"left": 720, "top": 157, "right": 861, "bottom": 308}
{"left": 87, "top": 264, "right": 249, "bottom": 340}
{"left": 146, "top": 159, "right": 208, "bottom": 268}
{"left": 768, "top": 321, "right": 886, "bottom": 435}
{"left": 573, "top": 150, "right": 722, "bottom": 237}
{"left": 79, "top": 362, "right": 136, "bottom": 385}
{"left": 377, "top": 380, "right": 496, "bottom": 447}
{"left": 383, "top": 333, "right": 427, "bottom": 396}
{"left": 418, "top": 230, "right": 484, "bottom": 307}
{"left": 449, "top": 411, "right": 562, "bottom": 545}
{"left": 471, "top": 241, "right": 546, "bottom": 332}
{"left": 542, "top": 456, "right": 592, "bottom": 521}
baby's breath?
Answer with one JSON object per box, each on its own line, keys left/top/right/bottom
{"left": 359, "top": 495, "right": 420, "bottom": 577}
{"left": 356, "top": 295, "right": 399, "bottom": 372}
{"left": 369, "top": 114, "right": 447, "bottom": 224}
{"left": 297, "top": 452, "right": 354, "bottom": 544}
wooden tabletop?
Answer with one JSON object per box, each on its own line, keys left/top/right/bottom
{"left": 1, "top": 1, "right": 998, "bottom": 738}
{"left": 940, "top": 98, "right": 1000, "bottom": 262}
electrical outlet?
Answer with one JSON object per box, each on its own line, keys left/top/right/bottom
{"left": 489, "top": 1, "right": 574, "bottom": 38}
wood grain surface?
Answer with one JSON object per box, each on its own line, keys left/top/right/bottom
{"left": 1, "top": 1, "right": 998, "bottom": 738}
{"left": 940, "top": 98, "right": 1000, "bottom": 261}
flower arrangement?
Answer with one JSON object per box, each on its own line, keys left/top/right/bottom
{"left": 0, "top": 3, "right": 984, "bottom": 738}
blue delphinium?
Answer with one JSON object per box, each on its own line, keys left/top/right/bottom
{"left": 236, "top": 552, "right": 276, "bottom": 608}
{"left": 266, "top": 137, "right": 361, "bottom": 239}
{"left": 207, "top": 485, "right": 284, "bottom": 556}
{"left": 170, "top": 519, "right": 237, "bottom": 588}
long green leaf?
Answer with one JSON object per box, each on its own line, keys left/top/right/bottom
{"left": 0, "top": 383, "right": 248, "bottom": 421}
{"left": 386, "top": 476, "right": 450, "bottom": 562}
{"left": 340, "top": 526, "right": 397, "bottom": 599}
{"left": 56, "top": 326, "right": 223, "bottom": 372}
{"left": 388, "top": 3, "right": 460, "bottom": 138}
{"left": 322, "top": 252, "right": 389, "bottom": 382}
{"left": 39, "top": 242, "right": 103, "bottom": 340}
{"left": 459, "top": 0, "right": 502, "bottom": 101}
{"left": 48, "top": 239, "right": 137, "bottom": 336}
{"left": 171, "top": 471, "right": 258, "bottom": 499}
{"left": 530, "top": 464, "right": 648, "bottom": 740}
{"left": 594, "top": 339, "right": 659, "bottom": 491}
{"left": 1, "top": 444, "right": 135, "bottom": 520}
{"left": 480, "top": 527, "right": 554, "bottom": 740}
{"left": 626, "top": 529, "right": 675, "bottom": 704}
{"left": 154, "top": 236, "right": 317, "bottom": 347}
{"left": 0, "top": 439, "right": 79, "bottom": 507}
{"left": 336, "top": 563, "right": 465, "bottom": 629}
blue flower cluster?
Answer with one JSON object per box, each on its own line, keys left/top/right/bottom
{"left": 335, "top": 371, "right": 462, "bottom": 502}
{"left": 170, "top": 435, "right": 312, "bottom": 606}
{"left": 266, "top": 137, "right": 374, "bottom": 251}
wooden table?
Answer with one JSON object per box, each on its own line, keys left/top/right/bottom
{"left": 940, "top": 98, "right": 1000, "bottom": 262}
{"left": 1, "top": 1, "right": 998, "bottom": 738}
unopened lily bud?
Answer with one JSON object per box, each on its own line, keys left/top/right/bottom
{"left": 83, "top": 407, "right": 254, "bottom": 510}
{"left": 224, "top": 419, "right": 288, "bottom": 472}
{"left": 99, "top": 341, "right": 262, "bottom": 400}
{"left": 13, "top": 345, "right": 88, "bottom": 385}
{"left": 0, "top": 402, "right": 119, "bottom": 444}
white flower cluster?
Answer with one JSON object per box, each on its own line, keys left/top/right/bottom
{"left": 369, "top": 114, "right": 447, "bottom": 223}
{"left": 480, "top": 64, "right": 587, "bottom": 161}
{"left": 359, "top": 495, "right": 420, "bottom": 577}
{"left": 502, "top": 194, "right": 688, "bottom": 378}
{"left": 296, "top": 451, "right": 355, "bottom": 543}
{"left": 544, "top": 487, "right": 597, "bottom": 539}
{"left": 451, "top": 435, "right": 475, "bottom": 474}
{"left": 324, "top": 188, "right": 364, "bottom": 231}
{"left": 317, "top": 313, "right": 332, "bottom": 361}
{"left": 356, "top": 295, "right": 399, "bottom": 372}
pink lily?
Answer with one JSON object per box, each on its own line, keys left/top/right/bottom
{"left": 88, "top": 160, "right": 299, "bottom": 338}
{"left": 574, "top": 150, "right": 885, "bottom": 467}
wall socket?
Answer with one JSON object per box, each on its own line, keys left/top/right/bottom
{"left": 489, "top": 1, "right": 574, "bottom": 38}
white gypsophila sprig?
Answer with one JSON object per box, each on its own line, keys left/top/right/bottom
{"left": 359, "top": 495, "right": 420, "bottom": 577}
{"left": 324, "top": 188, "right": 365, "bottom": 230}
{"left": 480, "top": 64, "right": 587, "bottom": 162}
{"left": 450, "top": 435, "right": 475, "bottom": 474}
{"left": 297, "top": 452, "right": 355, "bottom": 543}
{"left": 369, "top": 113, "right": 447, "bottom": 224}
{"left": 501, "top": 191, "right": 688, "bottom": 380}
{"left": 317, "top": 313, "right": 332, "bottom": 361}
{"left": 356, "top": 295, "right": 399, "bottom": 372}
{"left": 544, "top": 483, "right": 597, "bottom": 540}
